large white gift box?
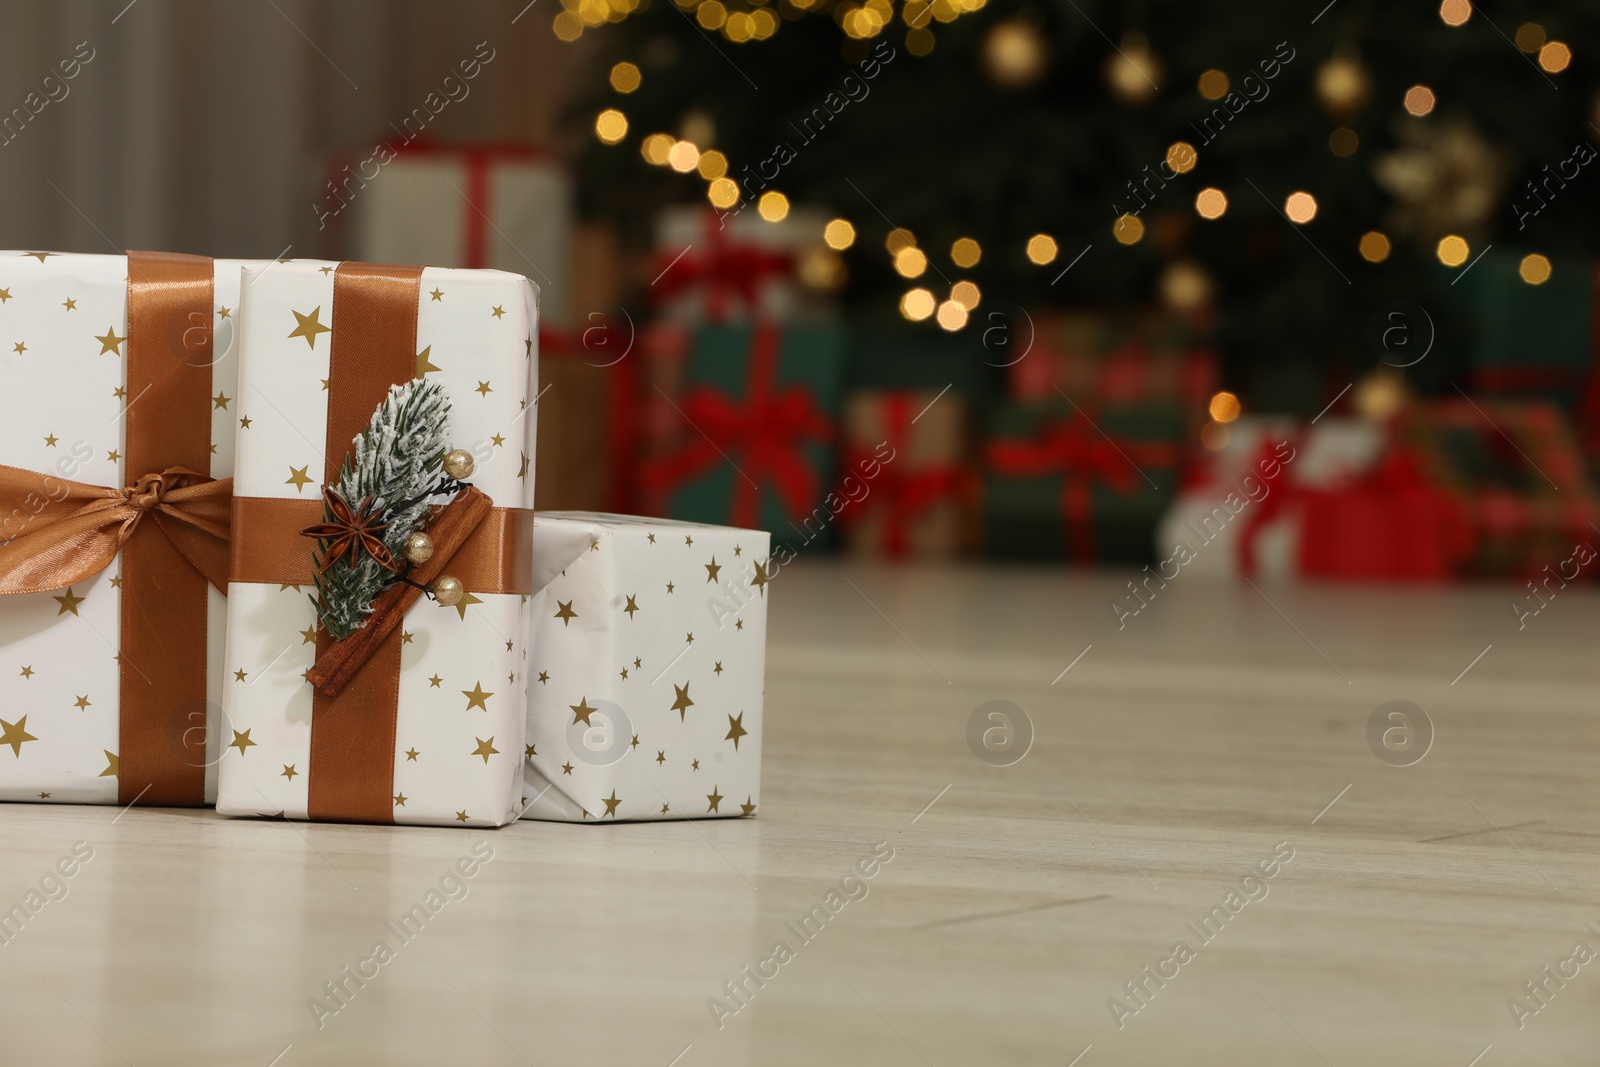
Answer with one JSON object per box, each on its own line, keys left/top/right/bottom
{"left": 216, "top": 260, "right": 538, "bottom": 827}
{"left": 521, "top": 513, "right": 768, "bottom": 822}
{"left": 0, "top": 252, "right": 255, "bottom": 807}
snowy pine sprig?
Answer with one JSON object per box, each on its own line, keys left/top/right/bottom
{"left": 311, "top": 378, "right": 451, "bottom": 639}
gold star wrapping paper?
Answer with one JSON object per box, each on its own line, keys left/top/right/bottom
{"left": 215, "top": 261, "right": 537, "bottom": 828}
{"left": 521, "top": 514, "right": 769, "bottom": 823}
{"left": 0, "top": 253, "right": 259, "bottom": 805}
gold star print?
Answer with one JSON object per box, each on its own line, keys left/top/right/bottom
{"left": 318, "top": 266, "right": 334, "bottom": 274}
{"left": 37, "top": 792, "right": 50, "bottom": 800}
{"left": 239, "top": 416, "right": 252, "bottom": 429}
{"left": 0, "top": 717, "right": 38, "bottom": 757}
{"left": 741, "top": 797, "right": 756, "bottom": 816}
{"left": 471, "top": 737, "right": 499, "bottom": 764}
{"left": 624, "top": 595, "right": 639, "bottom": 618}
{"left": 590, "top": 539, "right": 601, "bottom": 552}
{"left": 504, "top": 640, "right": 514, "bottom": 652}
{"left": 18, "top": 666, "right": 32, "bottom": 679}
{"left": 751, "top": 560, "right": 771, "bottom": 595}
{"left": 671, "top": 682, "right": 694, "bottom": 721}
{"left": 490, "top": 305, "right": 506, "bottom": 318}
{"left": 602, "top": 790, "right": 621, "bottom": 817}
{"left": 714, "top": 661, "right": 724, "bottom": 675}
{"left": 209, "top": 444, "right": 218, "bottom": 456}
{"left": 518, "top": 451, "right": 529, "bottom": 480}
{"left": 456, "top": 810, "right": 470, "bottom": 823}
{"left": 95, "top": 327, "right": 126, "bottom": 355}
{"left": 561, "top": 762, "right": 574, "bottom": 776}
{"left": 401, "top": 630, "right": 414, "bottom": 645}
{"left": 446, "top": 591, "right": 482, "bottom": 620}
{"left": 705, "top": 557, "right": 721, "bottom": 583}
{"left": 736, "top": 619, "right": 744, "bottom": 631}
{"left": 234, "top": 669, "right": 248, "bottom": 682}
{"left": 394, "top": 794, "right": 408, "bottom": 807}
{"left": 299, "top": 625, "right": 318, "bottom": 645}
{"left": 416, "top": 345, "right": 440, "bottom": 375}
{"left": 109, "top": 576, "right": 121, "bottom": 588}
{"left": 321, "top": 379, "right": 330, "bottom": 391}
{"left": 725, "top": 712, "right": 748, "bottom": 751}
{"left": 428, "top": 674, "right": 443, "bottom": 688}
{"left": 537, "top": 670, "right": 549, "bottom": 685}
{"left": 570, "top": 698, "right": 597, "bottom": 725}
{"left": 491, "top": 434, "right": 506, "bottom": 447}
{"left": 655, "top": 750, "right": 666, "bottom": 765}
{"left": 706, "top": 787, "right": 723, "bottom": 813}
{"left": 281, "top": 764, "right": 298, "bottom": 780}
{"left": 25, "top": 252, "right": 53, "bottom": 262}
{"left": 620, "top": 668, "right": 629, "bottom": 680}
{"left": 462, "top": 682, "right": 493, "bottom": 712}
{"left": 525, "top": 743, "right": 536, "bottom": 758}
{"left": 0, "top": 289, "right": 9, "bottom": 302}
{"left": 286, "top": 466, "right": 313, "bottom": 492}
{"left": 554, "top": 600, "right": 577, "bottom": 626}
{"left": 525, "top": 336, "right": 533, "bottom": 355}
{"left": 405, "top": 747, "right": 420, "bottom": 761}
{"left": 429, "top": 288, "right": 444, "bottom": 301}
{"left": 53, "top": 588, "right": 84, "bottom": 616}
{"left": 230, "top": 729, "right": 257, "bottom": 755}
{"left": 661, "top": 804, "right": 670, "bottom": 814}
{"left": 279, "top": 584, "right": 303, "bottom": 593}
{"left": 475, "top": 380, "right": 492, "bottom": 396}
{"left": 633, "top": 657, "right": 641, "bottom": 670}
{"left": 217, "top": 306, "right": 231, "bottom": 319}
{"left": 666, "top": 581, "right": 674, "bottom": 594}
{"left": 62, "top": 298, "right": 76, "bottom": 311}
{"left": 734, "top": 544, "right": 742, "bottom": 556}
{"left": 630, "top": 734, "right": 640, "bottom": 749}
{"left": 647, "top": 532, "right": 656, "bottom": 543}
{"left": 685, "top": 535, "right": 694, "bottom": 546}
{"left": 212, "top": 392, "right": 231, "bottom": 410}
{"left": 73, "top": 695, "right": 90, "bottom": 711}
{"left": 113, "top": 386, "right": 126, "bottom": 399}
{"left": 106, "top": 450, "right": 120, "bottom": 463}
{"left": 43, "top": 434, "right": 58, "bottom": 447}
{"left": 288, "top": 306, "right": 332, "bottom": 349}
{"left": 100, "top": 750, "right": 118, "bottom": 777}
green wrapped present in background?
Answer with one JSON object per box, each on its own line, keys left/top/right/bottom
{"left": 982, "top": 401, "right": 1182, "bottom": 563}
{"left": 1461, "top": 254, "right": 1595, "bottom": 411}
{"left": 638, "top": 320, "right": 846, "bottom": 547}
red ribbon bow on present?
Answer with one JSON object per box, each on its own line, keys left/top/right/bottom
{"left": 987, "top": 413, "right": 1175, "bottom": 561}
{"left": 643, "top": 322, "right": 833, "bottom": 528}
{"left": 648, "top": 212, "right": 794, "bottom": 323}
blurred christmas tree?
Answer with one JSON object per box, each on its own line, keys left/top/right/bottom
{"left": 562, "top": 0, "right": 1600, "bottom": 413}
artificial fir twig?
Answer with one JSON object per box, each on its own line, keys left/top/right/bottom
{"left": 310, "top": 379, "right": 451, "bottom": 639}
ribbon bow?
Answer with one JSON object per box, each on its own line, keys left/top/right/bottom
{"left": 0, "top": 464, "right": 232, "bottom": 595}
{"left": 642, "top": 323, "right": 833, "bottom": 528}
{"left": 300, "top": 486, "right": 398, "bottom": 575}
{"left": 987, "top": 415, "right": 1175, "bottom": 561}
{"left": 648, "top": 212, "right": 794, "bottom": 322}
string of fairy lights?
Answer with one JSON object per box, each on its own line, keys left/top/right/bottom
{"left": 578, "top": 0, "right": 1575, "bottom": 357}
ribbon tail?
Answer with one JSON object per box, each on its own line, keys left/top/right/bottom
{"left": 0, "top": 506, "right": 129, "bottom": 594}
{"left": 150, "top": 511, "right": 233, "bottom": 594}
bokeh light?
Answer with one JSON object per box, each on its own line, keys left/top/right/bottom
{"left": 594, "top": 109, "right": 627, "bottom": 144}
{"left": 609, "top": 62, "right": 641, "bottom": 92}
{"left": 1113, "top": 214, "right": 1144, "bottom": 244}
{"left": 824, "top": 219, "right": 857, "bottom": 250}
{"left": 1436, "top": 235, "right": 1470, "bottom": 267}
{"left": 758, "top": 190, "right": 790, "bottom": 221}
{"left": 667, "top": 140, "right": 700, "bottom": 173}
{"left": 951, "top": 237, "right": 982, "bottom": 268}
{"left": 894, "top": 247, "right": 928, "bottom": 277}
{"left": 951, "top": 280, "right": 981, "bottom": 310}
{"left": 1197, "top": 69, "right": 1229, "bottom": 100}
{"left": 1285, "top": 191, "right": 1318, "bottom": 224}
{"left": 1439, "top": 0, "right": 1471, "bottom": 27}
{"left": 640, "top": 133, "right": 674, "bottom": 165}
{"left": 1329, "top": 127, "right": 1359, "bottom": 157}
{"left": 1359, "top": 231, "right": 1391, "bottom": 263}
{"left": 696, "top": 150, "right": 728, "bottom": 180}
{"left": 1519, "top": 253, "right": 1552, "bottom": 285}
{"left": 935, "top": 299, "right": 969, "bottom": 331}
{"left": 900, "top": 288, "right": 936, "bottom": 321}
{"left": 1208, "top": 390, "right": 1242, "bottom": 423}
{"left": 1195, "top": 188, "right": 1228, "bottom": 219}
{"left": 1026, "top": 234, "right": 1058, "bottom": 264}
{"left": 1539, "top": 41, "right": 1572, "bottom": 73}
{"left": 1166, "top": 141, "right": 1197, "bottom": 174}
{"left": 1404, "top": 85, "right": 1436, "bottom": 116}
{"left": 707, "top": 178, "right": 739, "bottom": 209}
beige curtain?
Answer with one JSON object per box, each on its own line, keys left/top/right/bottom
{"left": 0, "top": 0, "right": 591, "bottom": 257}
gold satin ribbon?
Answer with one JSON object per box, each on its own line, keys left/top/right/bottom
{"left": 0, "top": 466, "right": 231, "bottom": 595}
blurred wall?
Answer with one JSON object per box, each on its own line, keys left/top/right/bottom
{"left": 0, "top": 0, "right": 590, "bottom": 258}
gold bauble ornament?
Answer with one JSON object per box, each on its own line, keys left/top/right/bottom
{"left": 433, "top": 575, "right": 465, "bottom": 607}
{"left": 1105, "top": 33, "right": 1162, "bottom": 105}
{"left": 403, "top": 531, "right": 435, "bottom": 565}
{"left": 442, "top": 449, "right": 475, "bottom": 480}
{"left": 982, "top": 18, "right": 1050, "bottom": 89}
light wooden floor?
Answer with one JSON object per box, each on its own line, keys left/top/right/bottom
{"left": 2, "top": 560, "right": 1597, "bottom": 1066}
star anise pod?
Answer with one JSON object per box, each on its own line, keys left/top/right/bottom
{"left": 300, "top": 487, "right": 399, "bottom": 574}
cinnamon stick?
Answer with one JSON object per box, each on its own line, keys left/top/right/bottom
{"left": 306, "top": 486, "right": 495, "bottom": 698}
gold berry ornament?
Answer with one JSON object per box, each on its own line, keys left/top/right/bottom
{"left": 403, "top": 531, "right": 435, "bottom": 565}
{"left": 442, "top": 449, "right": 475, "bottom": 480}
{"left": 433, "top": 575, "right": 464, "bottom": 607}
